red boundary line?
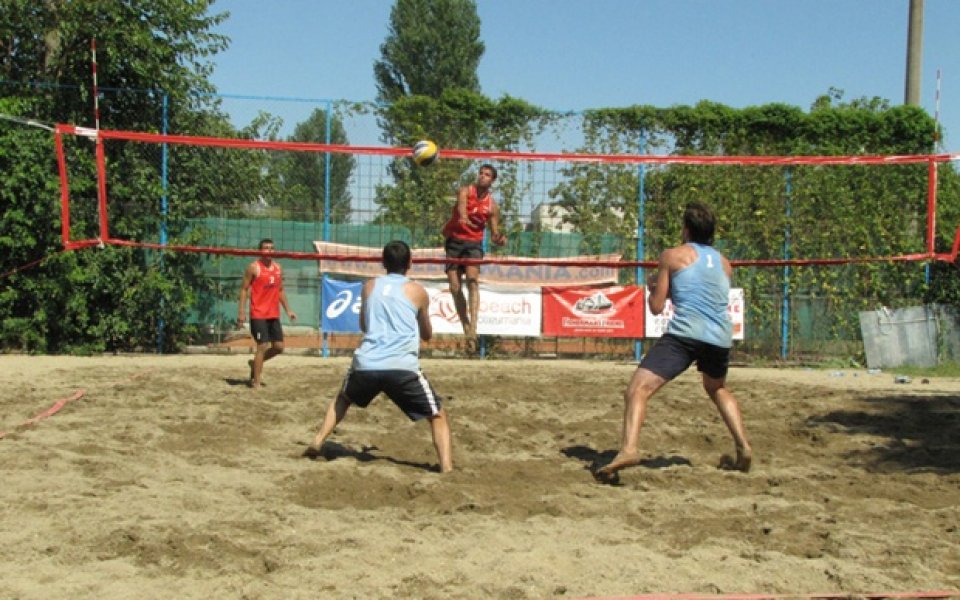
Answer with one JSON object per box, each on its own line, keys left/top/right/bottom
{"left": 0, "top": 390, "right": 86, "bottom": 439}
{"left": 574, "top": 591, "right": 959, "bottom": 600}
{"left": 0, "top": 368, "right": 156, "bottom": 440}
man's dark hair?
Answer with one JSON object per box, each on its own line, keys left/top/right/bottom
{"left": 683, "top": 201, "right": 716, "bottom": 245}
{"left": 382, "top": 240, "right": 412, "bottom": 273}
{"left": 258, "top": 238, "right": 274, "bottom": 249}
{"left": 479, "top": 163, "right": 498, "bottom": 181}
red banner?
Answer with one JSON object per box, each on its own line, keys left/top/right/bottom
{"left": 542, "top": 286, "right": 645, "bottom": 338}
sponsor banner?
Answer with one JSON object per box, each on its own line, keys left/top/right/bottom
{"left": 316, "top": 242, "right": 448, "bottom": 281}
{"left": 320, "top": 276, "right": 362, "bottom": 333}
{"left": 542, "top": 286, "right": 645, "bottom": 338}
{"left": 478, "top": 260, "right": 620, "bottom": 288}
{"left": 644, "top": 287, "right": 745, "bottom": 340}
{"left": 422, "top": 282, "right": 541, "bottom": 336}
{"left": 314, "top": 241, "right": 619, "bottom": 287}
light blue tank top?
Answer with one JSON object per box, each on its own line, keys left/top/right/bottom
{"left": 352, "top": 274, "right": 421, "bottom": 372}
{"left": 666, "top": 243, "right": 733, "bottom": 348}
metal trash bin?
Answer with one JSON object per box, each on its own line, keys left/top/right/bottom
{"left": 858, "top": 305, "right": 939, "bottom": 369}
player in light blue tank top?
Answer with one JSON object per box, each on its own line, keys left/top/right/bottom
{"left": 667, "top": 243, "right": 733, "bottom": 348}
{"left": 353, "top": 273, "right": 421, "bottom": 372}
{"left": 595, "top": 202, "right": 752, "bottom": 483}
{"left": 307, "top": 241, "right": 454, "bottom": 473}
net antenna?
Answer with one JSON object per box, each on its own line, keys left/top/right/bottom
{"left": 91, "top": 37, "right": 100, "bottom": 131}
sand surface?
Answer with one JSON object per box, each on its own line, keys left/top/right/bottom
{"left": 1, "top": 354, "right": 958, "bottom": 599}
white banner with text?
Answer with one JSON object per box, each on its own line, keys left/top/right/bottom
{"left": 422, "top": 282, "right": 542, "bottom": 336}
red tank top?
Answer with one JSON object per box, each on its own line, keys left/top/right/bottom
{"left": 249, "top": 260, "right": 282, "bottom": 319}
{"left": 442, "top": 185, "right": 494, "bottom": 243}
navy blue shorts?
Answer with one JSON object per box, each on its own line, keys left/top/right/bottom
{"left": 445, "top": 237, "right": 484, "bottom": 274}
{"left": 250, "top": 318, "right": 284, "bottom": 343}
{"left": 341, "top": 368, "right": 443, "bottom": 421}
{"left": 640, "top": 333, "right": 731, "bottom": 380}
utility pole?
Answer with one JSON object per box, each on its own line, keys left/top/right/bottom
{"left": 904, "top": 0, "right": 924, "bottom": 105}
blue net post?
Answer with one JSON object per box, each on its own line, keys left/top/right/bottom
{"left": 157, "top": 91, "right": 169, "bottom": 353}
{"left": 781, "top": 168, "right": 792, "bottom": 361}
{"left": 634, "top": 135, "right": 646, "bottom": 363}
{"left": 321, "top": 100, "right": 333, "bottom": 358}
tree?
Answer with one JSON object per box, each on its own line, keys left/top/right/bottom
{"left": 371, "top": 1, "right": 552, "bottom": 244}
{"left": 272, "top": 108, "right": 355, "bottom": 222}
{"left": 373, "top": 0, "right": 484, "bottom": 104}
{"left": 0, "top": 0, "right": 232, "bottom": 352}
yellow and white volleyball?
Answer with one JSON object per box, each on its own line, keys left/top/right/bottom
{"left": 411, "top": 139, "right": 439, "bottom": 166}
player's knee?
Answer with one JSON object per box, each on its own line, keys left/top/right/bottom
{"left": 465, "top": 276, "right": 479, "bottom": 287}
{"left": 273, "top": 343, "right": 285, "bottom": 354}
{"left": 624, "top": 387, "right": 651, "bottom": 406}
{"left": 701, "top": 375, "right": 725, "bottom": 397}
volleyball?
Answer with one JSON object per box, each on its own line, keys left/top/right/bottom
{"left": 412, "top": 140, "right": 439, "bottom": 166}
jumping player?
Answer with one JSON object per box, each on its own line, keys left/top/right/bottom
{"left": 442, "top": 164, "right": 507, "bottom": 338}
{"left": 595, "top": 201, "right": 752, "bottom": 483}
{"left": 238, "top": 239, "right": 297, "bottom": 389}
{"left": 306, "top": 240, "right": 453, "bottom": 473}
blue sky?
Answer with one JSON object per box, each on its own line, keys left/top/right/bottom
{"left": 209, "top": 0, "right": 959, "bottom": 152}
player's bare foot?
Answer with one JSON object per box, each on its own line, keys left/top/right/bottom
{"left": 594, "top": 450, "right": 641, "bottom": 483}
{"left": 718, "top": 445, "right": 752, "bottom": 472}
{"left": 464, "top": 336, "right": 479, "bottom": 356}
{"left": 303, "top": 444, "right": 323, "bottom": 459}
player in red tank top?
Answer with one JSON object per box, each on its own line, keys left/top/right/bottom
{"left": 238, "top": 239, "right": 297, "bottom": 388}
{"left": 442, "top": 164, "right": 506, "bottom": 342}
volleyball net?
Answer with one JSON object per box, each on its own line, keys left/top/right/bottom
{"left": 52, "top": 124, "right": 960, "bottom": 356}
{"left": 54, "top": 123, "right": 959, "bottom": 265}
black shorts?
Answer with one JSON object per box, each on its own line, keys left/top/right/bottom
{"left": 250, "top": 318, "right": 284, "bottom": 344}
{"left": 444, "top": 237, "right": 484, "bottom": 273}
{"left": 640, "top": 333, "right": 731, "bottom": 380}
{"left": 341, "top": 368, "right": 443, "bottom": 421}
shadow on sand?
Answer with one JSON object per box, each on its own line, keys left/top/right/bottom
{"left": 301, "top": 441, "right": 439, "bottom": 473}
{"left": 561, "top": 444, "right": 693, "bottom": 485}
{"left": 806, "top": 392, "right": 960, "bottom": 473}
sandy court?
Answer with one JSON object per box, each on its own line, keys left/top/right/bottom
{"left": 0, "top": 354, "right": 958, "bottom": 599}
